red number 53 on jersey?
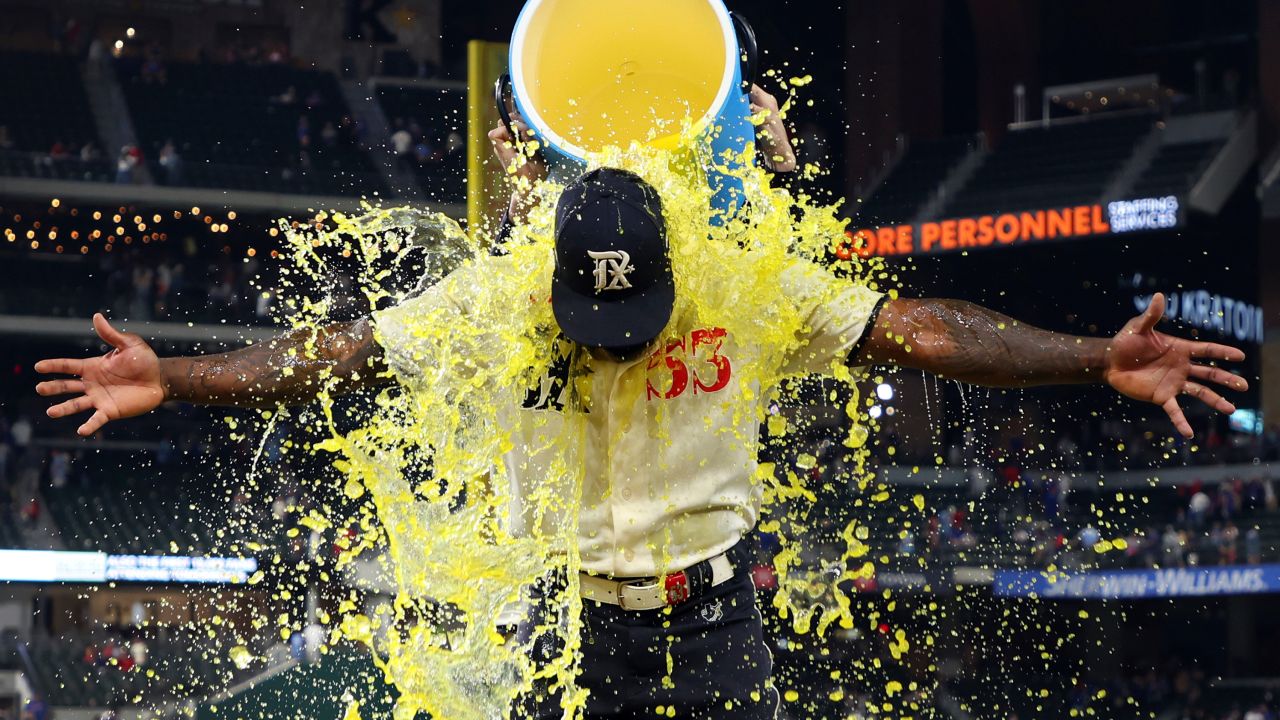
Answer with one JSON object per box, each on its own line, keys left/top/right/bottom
{"left": 646, "top": 328, "right": 733, "bottom": 402}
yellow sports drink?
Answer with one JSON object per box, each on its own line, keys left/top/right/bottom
{"left": 502, "top": 0, "right": 757, "bottom": 217}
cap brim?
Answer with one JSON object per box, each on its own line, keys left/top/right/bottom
{"left": 551, "top": 273, "right": 675, "bottom": 348}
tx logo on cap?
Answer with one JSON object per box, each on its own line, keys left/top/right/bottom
{"left": 551, "top": 167, "right": 675, "bottom": 349}
{"left": 589, "top": 250, "right": 634, "bottom": 292}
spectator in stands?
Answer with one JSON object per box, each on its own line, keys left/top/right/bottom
{"left": 339, "top": 115, "right": 363, "bottom": 148}
{"left": 1245, "top": 527, "right": 1262, "bottom": 565}
{"left": 0, "top": 126, "right": 13, "bottom": 151}
{"left": 255, "top": 286, "right": 276, "bottom": 321}
{"left": 10, "top": 416, "right": 31, "bottom": 461}
{"left": 115, "top": 145, "right": 139, "bottom": 184}
{"left": 80, "top": 141, "right": 101, "bottom": 163}
{"left": 1220, "top": 522, "right": 1239, "bottom": 565}
{"left": 897, "top": 532, "right": 915, "bottom": 556}
{"left": 391, "top": 118, "right": 413, "bottom": 154}
{"left": 20, "top": 495, "right": 39, "bottom": 527}
{"left": 320, "top": 121, "right": 338, "bottom": 147}
{"left": 1189, "top": 490, "right": 1211, "bottom": 527}
{"left": 130, "top": 265, "right": 154, "bottom": 320}
{"left": 1078, "top": 524, "right": 1101, "bottom": 551}
{"left": 274, "top": 85, "right": 299, "bottom": 107}
{"left": 87, "top": 37, "right": 106, "bottom": 62}
{"left": 129, "top": 638, "right": 148, "bottom": 668}
{"left": 48, "top": 139, "right": 69, "bottom": 163}
{"left": 20, "top": 693, "right": 48, "bottom": 720}
{"left": 413, "top": 137, "right": 435, "bottom": 168}
{"left": 158, "top": 140, "right": 183, "bottom": 185}
{"left": 296, "top": 116, "right": 312, "bottom": 149}
{"left": 141, "top": 44, "right": 167, "bottom": 85}
{"left": 48, "top": 450, "right": 70, "bottom": 489}
{"left": 1243, "top": 705, "right": 1268, "bottom": 720}
{"left": 1161, "top": 525, "right": 1184, "bottom": 567}
{"left": 153, "top": 262, "right": 173, "bottom": 317}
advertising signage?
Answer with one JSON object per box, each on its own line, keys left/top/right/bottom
{"left": 1134, "top": 291, "right": 1264, "bottom": 345}
{"left": 993, "top": 564, "right": 1280, "bottom": 600}
{"left": 0, "top": 549, "right": 258, "bottom": 584}
{"left": 840, "top": 196, "right": 1181, "bottom": 258}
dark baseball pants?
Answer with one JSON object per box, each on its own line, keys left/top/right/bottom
{"left": 514, "top": 549, "right": 779, "bottom": 719}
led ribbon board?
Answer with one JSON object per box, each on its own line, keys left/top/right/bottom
{"left": 841, "top": 196, "right": 1181, "bottom": 258}
{"left": 0, "top": 549, "right": 258, "bottom": 584}
{"left": 994, "top": 564, "right": 1280, "bottom": 599}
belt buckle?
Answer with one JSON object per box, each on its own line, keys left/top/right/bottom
{"left": 618, "top": 579, "right": 660, "bottom": 612}
{"left": 664, "top": 571, "right": 690, "bottom": 605}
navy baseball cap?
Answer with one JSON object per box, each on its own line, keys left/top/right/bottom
{"left": 551, "top": 168, "right": 675, "bottom": 349}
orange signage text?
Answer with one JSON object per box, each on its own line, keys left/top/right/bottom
{"left": 836, "top": 205, "right": 1112, "bottom": 259}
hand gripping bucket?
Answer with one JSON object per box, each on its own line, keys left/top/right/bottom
{"left": 496, "top": 0, "right": 758, "bottom": 220}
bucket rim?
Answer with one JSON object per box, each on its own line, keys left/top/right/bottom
{"left": 509, "top": 0, "right": 739, "bottom": 162}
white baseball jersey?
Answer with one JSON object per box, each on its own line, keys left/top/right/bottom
{"left": 374, "top": 254, "right": 884, "bottom": 578}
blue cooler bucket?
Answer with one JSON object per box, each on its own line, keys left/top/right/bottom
{"left": 496, "top": 0, "right": 759, "bottom": 220}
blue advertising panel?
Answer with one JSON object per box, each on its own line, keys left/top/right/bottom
{"left": 994, "top": 565, "right": 1280, "bottom": 600}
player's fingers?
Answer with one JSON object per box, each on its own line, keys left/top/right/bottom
{"left": 93, "top": 313, "right": 133, "bottom": 350}
{"left": 1188, "top": 341, "right": 1246, "bottom": 363}
{"left": 1188, "top": 364, "right": 1249, "bottom": 392}
{"left": 78, "top": 410, "right": 110, "bottom": 437}
{"left": 1162, "top": 397, "right": 1193, "bottom": 439}
{"left": 1137, "top": 293, "right": 1165, "bottom": 333}
{"left": 34, "top": 358, "right": 85, "bottom": 376}
{"left": 1183, "top": 382, "right": 1236, "bottom": 415}
{"left": 47, "top": 395, "right": 94, "bottom": 419}
{"left": 749, "top": 84, "right": 777, "bottom": 109}
{"left": 36, "top": 380, "right": 86, "bottom": 397}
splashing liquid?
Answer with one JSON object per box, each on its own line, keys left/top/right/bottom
{"left": 265, "top": 95, "right": 899, "bottom": 720}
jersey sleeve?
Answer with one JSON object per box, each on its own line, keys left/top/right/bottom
{"left": 371, "top": 263, "right": 480, "bottom": 383}
{"left": 778, "top": 260, "right": 887, "bottom": 376}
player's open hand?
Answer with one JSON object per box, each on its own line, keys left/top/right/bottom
{"left": 1104, "top": 293, "right": 1248, "bottom": 439}
{"left": 35, "top": 313, "right": 166, "bottom": 437}
{"left": 750, "top": 84, "right": 797, "bottom": 173}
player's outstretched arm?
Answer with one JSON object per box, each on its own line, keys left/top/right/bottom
{"left": 36, "top": 313, "right": 388, "bottom": 436}
{"left": 856, "top": 293, "right": 1248, "bottom": 439}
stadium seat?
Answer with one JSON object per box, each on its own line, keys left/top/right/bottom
{"left": 941, "top": 115, "right": 1156, "bottom": 218}
{"left": 376, "top": 84, "right": 468, "bottom": 204}
{"left": 1130, "top": 140, "right": 1222, "bottom": 198}
{"left": 115, "top": 58, "right": 388, "bottom": 197}
{"left": 0, "top": 50, "right": 113, "bottom": 182}
{"left": 854, "top": 136, "right": 977, "bottom": 226}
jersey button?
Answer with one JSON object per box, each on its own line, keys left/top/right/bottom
{"left": 621, "top": 488, "right": 633, "bottom": 500}
{"left": 623, "top": 548, "right": 635, "bottom": 562}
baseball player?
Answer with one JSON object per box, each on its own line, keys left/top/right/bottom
{"left": 35, "top": 90, "right": 1246, "bottom": 718}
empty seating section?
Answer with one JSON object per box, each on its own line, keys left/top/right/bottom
{"left": 942, "top": 115, "right": 1155, "bottom": 218}
{"left": 855, "top": 136, "right": 974, "bottom": 225}
{"left": 0, "top": 50, "right": 112, "bottom": 182}
{"left": 44, "top": 457, "right": 232, "bottom": 556}
{"left": 1130, "top": 140, "right": 1220, "bottom": 198}
{"left": 376, "top": 84, "right": 467, "bottom": 204}
{"left": 116, "top": 59, "right": 386, "bottom": 196}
